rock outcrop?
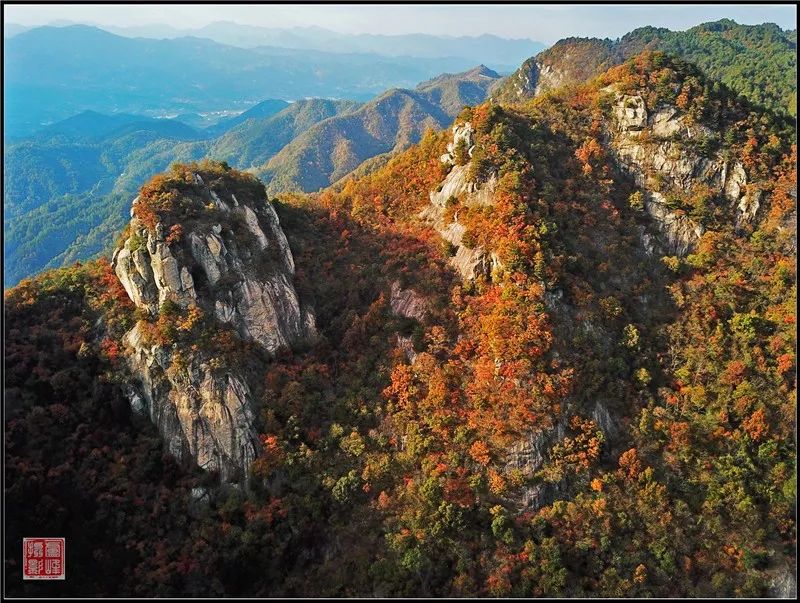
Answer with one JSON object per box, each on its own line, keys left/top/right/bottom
{"left": 491, "top": 57, "right": 569, "bottom": 104}
{"left": 768, "top": 563, "right": 798, "bottom": 598}
{"left": 389, "top": 280, "right": 428, "bottom": 364}
{"left": 123, "top": 323, "right": 259, "bottom": 482}
{"left": 389, "top": 280, "right": 428, "bottom": 322}
{"left": 112, "top": 166, "right": 316, "bottom": 481}
{"left": 607, "top": 89, "right": 760, "bottom": 255}
{"left": 422, "top": 122, "right": 503, "bottom": 281}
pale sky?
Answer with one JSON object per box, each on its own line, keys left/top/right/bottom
{"left": 3, "top": 3, "right": 796, "bottom": 43}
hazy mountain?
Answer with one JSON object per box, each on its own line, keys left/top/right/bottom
{"left": 3, "top": 23, "right": 32, "bottom": 37}
{"left": 4, "top": 63, "right": 504, "bottom": 286}
{"left": 27, "top": 110, "right": 152, "bottom": 142}
{"left": 2, "top": 24, "right": 479, "bottom": 137}
{"left": 5, "top": 19, "right": 794, "bottom": 288}
{"left": 3, "top": 113, "right": 209, "bottom": 287}
{"left": 45, "top": 20, "right": 545, "bottom": 71}
{"left": 3, "top": 99, "right": 357, "bottom": 287}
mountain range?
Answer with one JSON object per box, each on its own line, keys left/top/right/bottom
{"left": 3, "top": 20, "right": 544, "bottom": 72}
{"left": 3, "top": 65, "right": 501, "bottom": 287}
{"left": 2, "top": 24, "right": 487, "bottom": 137}
{"left": 5, "top": 36, "right": 796, "bottom": 597}
{"left": 257, "top": 66, "right": 502, "bottom": 193}
{"left": 3, "top": 19, "right": 797, "bottom": 291}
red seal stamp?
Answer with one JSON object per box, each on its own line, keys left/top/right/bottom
{"left": 23, "top": 537, "right": 65, "bottom": 580}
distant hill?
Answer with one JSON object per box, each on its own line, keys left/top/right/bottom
{"left": 29, "top": 110, "right": 150, "bottom": 142}
{"left": 416, "top": 65, "right": 502, "bottom": 115}
{"left": 3, "top": 112, "right": 209, "bottom": 287}
{"left": 3, "top": 64, "right": 503, "bottom": 286}
{"left": 257, "top": 66, "right": 502, "bottom": 193}
{"left": 493, "top": 19, "right": 797, "bottom": 116}
{"left": 2, "top": 23, "right": 31, "bottom": 37}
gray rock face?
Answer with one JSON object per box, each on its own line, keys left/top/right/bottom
{"left": 644, "top": 192, "right": 705, "bottom": 257}
{"left": 606, "top": 89, "right": 760, "bottom": 255}
{"left": 768, "top": 563, "right": 797, "bottom": 598}
{"left": 124, "top": 323, "right": 259, "bottom": 482}
{"left": 112, "top": 170, "right": 316, "bottom": 481}
{"left": 439, "top": 122, "right": 475, "bottom": 166}
{"left": 591, "top": 400, "right": 619, "bottom": 443}
{"left": 492, "top": 57, "right": 570, "bottom": 103}
{"left": 503, "top": 418, "right": 568, "bottom": 510}
{"left": 234, "top": 276, "right": 314, "bottom": 352}
{"left": 614, "top": 94, "right": 647, "bottom": 131}
{"left": 394, "top": 333, "right": 418, "bottom": 364}
{"left": 499, "top": 58, "right": 540, "bottom": 101}
{"left": 533, "top": 62, "right": 566, "bottom": 96}
{"left": 390, "top": 280, "right": 428, "bottom": 322}
{"left": 423, "top": 122, "right": 503, "bottom": 281}
{"left": 502, "top": 398, "right": 620, "bottom": 511}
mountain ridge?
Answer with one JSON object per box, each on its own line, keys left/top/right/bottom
{"left": 257, "top": 65, "right": 502, "bottom": 193}
{"left": 4, "top": 20, "right": 545, "bottom": 70}
{"left": 492, "top": 19, "right": 797, "bottom": 116}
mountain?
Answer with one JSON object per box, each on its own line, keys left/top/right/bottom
{"left": 4, "top": 66, "right": 501, "bottom": 287}
{"left": 619, "top": 19, "right": 797, "bottom": 116}
{"left": 2, "top": 23, "right": 31, "bottom": 37}
{"left": 492, "top": 37, "right": 620, "bottom": 102}
{"left": 3, "top": 113, "right": 209, "bottom": 287}
{"left": 112, "top": 162, "right": 317, "bottom": 481}
{"left": 257, "top": 88, "right": 449, "bottom": 194}
{"left": 207, "top": 98, "right": 362, "bottom": 168}
{"left": 5, "top": 50, "right": 795, "bottom": 597}
{"left": 416, "top": 65, "right": 503, "bottom": 115}
{"left": 4, "top": 19, "right": 794, "bottom": 288}
{"left": 492, "top": 19, "right": 797, "bottom": 116}
{"left": 27, "top": 110, "right": 158, "bottom": 142}
{"left": 257, "top": 66, "right": 502, "bottom": 193}
{"left": 2, "top": 24, "right": 479, "bottom": 137}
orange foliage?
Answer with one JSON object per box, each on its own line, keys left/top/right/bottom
{"left": 667, "top": 422, "right": 690, "bottom": 452}
{"left": 469, "top": 440, "right": 492, "bottom": 466}
{"left": 617, "top": 448, "right": 642, "bottom": 481}
{"left": 742, "top": 408, "right": 769, "bottom": 441}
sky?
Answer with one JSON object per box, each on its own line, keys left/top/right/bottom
{"left": 3, "top": 3, "right": 796, "bottom": 43}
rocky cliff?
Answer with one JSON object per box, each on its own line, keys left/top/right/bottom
{"left": 422, "top": 122, "right": 503, "bottom": 281}
{"left": 606, "top": 87, "right": 758, "bottom": 256}
{"left": 112, "top": 162, "right": 316, "bottom": 481}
